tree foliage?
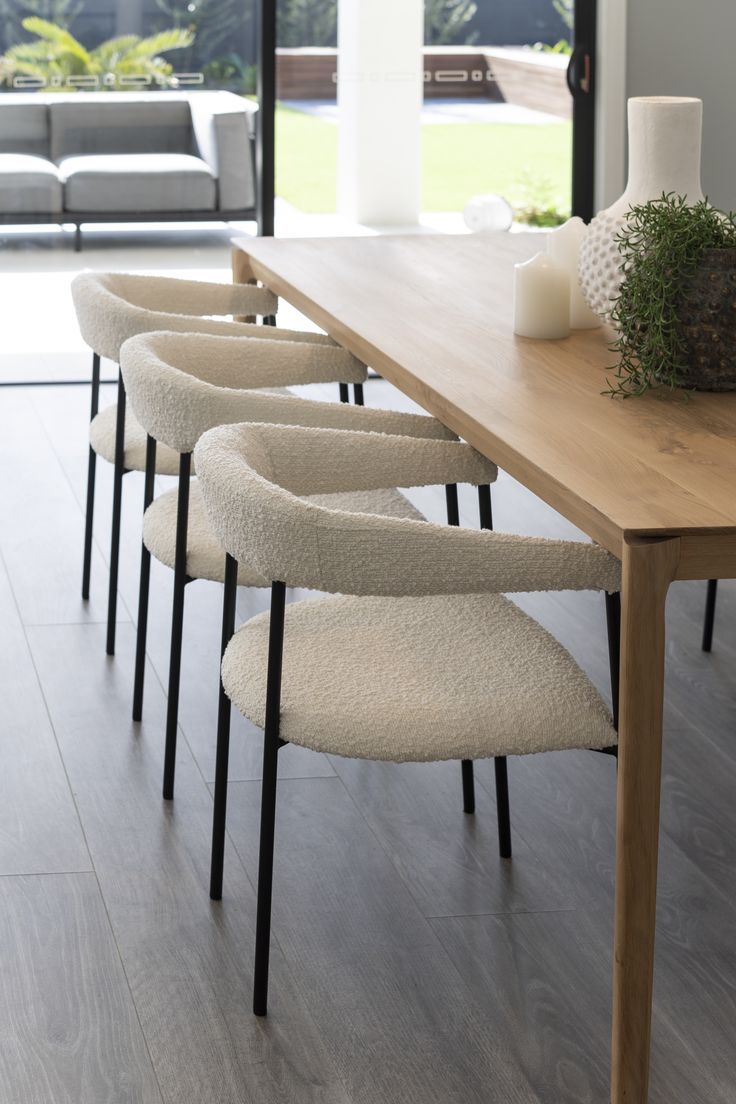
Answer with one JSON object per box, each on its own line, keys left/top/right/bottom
{"left": 1, "top": 16, "right": 194, "bottom": 89}
{"left": 277, "top": 0, "right": 337, "bottom": 49}
{"left": 0, "top": 0, "right": 81, "bottom": 52}
{"left": 552, "top": 0, "right": 574, "bottom": 31}
{"left": 424, "top": 0, "right": 478, "bottom": 46}
{"left": 276, "top": 0, "right": 480, "bottom": 49}
{"left": 153, "top": 0, "right": 245, "bottom": 66}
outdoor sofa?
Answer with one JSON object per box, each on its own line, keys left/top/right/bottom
{"left": 0, "top": 90, "right": 258, "bottom": 249}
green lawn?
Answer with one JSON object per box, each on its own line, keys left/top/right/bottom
{"left": 276, "top": 104, "right": 572, "bottom": 220}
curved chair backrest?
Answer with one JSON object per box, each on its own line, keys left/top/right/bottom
{"left": 71, "top": 271, "right": 327, "bottom": 362}
{"left": 193, "top": 422, "right": 621, "bottom": 599}
{"left": 121, "top": 330, "right": 427, "bottom": 455}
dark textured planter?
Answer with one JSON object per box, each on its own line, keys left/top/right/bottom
{"left": 678, "top": 248, "right": 736, "bottom": 391}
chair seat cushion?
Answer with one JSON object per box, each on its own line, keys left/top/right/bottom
{"left": 59, "top": 153, "right": 216, "bottom": 213}
{"left": 0, "top": 153, "right": 62, "bottom": 213}
{"left": 222, "top": 593, "right": 617, "bottom": 762}
{"left": 90, "top": 404, "right": 180, "bottom": 475}
{"left": 142, "top": 483, "right": 426, "bottom": 586}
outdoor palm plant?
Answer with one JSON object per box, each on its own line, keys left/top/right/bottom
{"left": 1, "top": 16, "right": 193, "bottom": 89}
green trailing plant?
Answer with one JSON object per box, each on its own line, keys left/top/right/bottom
{"left": 607, "top": 193, "right": 736, "bottom": 397}
{"left": 1, "top": 16, "right": 194, "bottom": 89}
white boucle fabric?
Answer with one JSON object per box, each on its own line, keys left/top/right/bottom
{"left": 89, "top": 402, "right": 180, "bottom": 475}
{"left": 121, "top": 330, "right": 456, "bottom": 455}
{"left": 143, "top": 483, "right": 267, "bottom": 584}
{"left": 193, "top": 422, "right": 621, "bottom": 597}
{"left": 221, "top": 593, "right": 617, "bottom": 761}
{"left": 143, "top": 481, "right": 425, "bottom": 583}
{"left": 71, "top": 271, "right": 336, "bottom": 362}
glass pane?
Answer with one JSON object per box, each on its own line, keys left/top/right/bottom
{"left": 271, "top": 1, "right": 574, "bottom": 226}
{"left": 422, "top": 0, "right": 574, "bottom": 228}
{"left": 0, "top": 0, "right": 257, "bottom": 93}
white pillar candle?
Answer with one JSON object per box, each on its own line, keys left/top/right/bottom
{"left": 514, "top": 253, "right": 571, "bottom": 340}
{"left": 547, "top": 217, "right": 601, "bottom": 330}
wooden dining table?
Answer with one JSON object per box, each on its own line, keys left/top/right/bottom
{"left": 232, "top": 230, "right": 736, "bottom": 1104}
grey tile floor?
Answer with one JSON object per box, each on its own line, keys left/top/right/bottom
{"left": 0, "top": 231, "right": 734, "bottom": 1102}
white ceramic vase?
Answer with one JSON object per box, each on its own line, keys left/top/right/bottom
{"left": 579, "top": 96, "right": 705, "bottom": 320}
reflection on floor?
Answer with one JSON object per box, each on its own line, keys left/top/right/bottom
{"left": 0, "top": 227, "right": 734, "bottom": 1103}
{"left": 0, "top": 212, "right": 471, "bottom": 386}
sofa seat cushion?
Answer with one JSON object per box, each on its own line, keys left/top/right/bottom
{"left": 0, "top": 154, "right": 62, "bottom": 214}
{"left": 59, "top": 154, "right": 216, "bottom": 213}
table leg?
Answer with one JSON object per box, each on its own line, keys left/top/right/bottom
{"left": 231, "top": 247, "right": 257, "bottom": 323}
{"left": 611, "top": 535, "right": 680, "bottom": 1103}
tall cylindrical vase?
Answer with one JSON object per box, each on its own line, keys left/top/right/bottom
{"left": 579, "top": 96, "right": 705, "bottom": 320}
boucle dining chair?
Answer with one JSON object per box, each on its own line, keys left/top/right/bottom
{"left": 193, "top": 420, "right": 622, "bottom": 1016}
{"left": 71, "top": 270, "right": 359, "bottom": 656}
{"left": 119, "top": 329, "right": 451, "bottom": 806}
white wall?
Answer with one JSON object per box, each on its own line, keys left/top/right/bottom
{"left": 626, "top": 0, "right": 736, "bottom": 210}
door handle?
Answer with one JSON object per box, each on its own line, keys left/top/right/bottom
{"left": 567, "top": 45, "right": 592, "bottom": 97}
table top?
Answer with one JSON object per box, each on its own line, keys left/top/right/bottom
{"left": 235, "top": 232, "right": 736, "bottom": 557}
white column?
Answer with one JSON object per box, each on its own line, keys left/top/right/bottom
{"left": 337, "top": 0, "right": 423, "bottom": 226}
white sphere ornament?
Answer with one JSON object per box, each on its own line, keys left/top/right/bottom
{"left": 579, "top": 97, "right": 705, "bottom": 321}
{"left": 463, "top": 194, "right": 514, "bottom": 233}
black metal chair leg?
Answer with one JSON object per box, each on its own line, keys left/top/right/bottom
{"left": 702, "top": 579, "right": 718, "bottom": 653}
{"left": 461, "top": 760, "right": 475, "bottom": 814}
{"left": 210, "top": 553, "right": 239, "bottom": 901}
{"left": 353, "top": 383, "right": 365, "bottom": 406}
{"left": 253, "top": 580, "right": 286, "bottom": 1018}
{"left": 106, "top": 371, "right": 126, "bottom": 656}
{"left": 82, "top": 351, "right": 101, "bottom": 600}
{"left": 494, "top": 757, "right": 512, "bottom": 858}
{"left": 132, "top": 435, "right": 157, "bottom": 722}
{"left": 478, "top": 483, "right": 493, "bottom": 532}
{"left": 448, "top": 484, "right": 495, "bottom": 821}
{"left": 445, "top": 483, "right": 459, "bottom": 527}
{"left": 339, "top": 383, "right": 349, "bottom": 403}
{"left": 162, "top": 452, "right": 192, "bottom": 801}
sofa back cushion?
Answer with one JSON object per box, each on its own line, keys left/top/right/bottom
{"left": 50, "top": 98, "right": 193, "bottom": 162}
{"left": 0, "top": 103, "right": 50, "bottom": 158}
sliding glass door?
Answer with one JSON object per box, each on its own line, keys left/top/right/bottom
{"left": 569, "top": 0, "right": 597, "bottom": 220}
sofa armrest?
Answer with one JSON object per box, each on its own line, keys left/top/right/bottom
{"left": 189, "top": 92, "right": 257, "bottom": 213}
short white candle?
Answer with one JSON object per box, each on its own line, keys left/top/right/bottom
{"left": 547, "top": 217, "right": 601, "bottom": 330}
{"left": 514, "top": 252, "right": 571, "bottom": 340}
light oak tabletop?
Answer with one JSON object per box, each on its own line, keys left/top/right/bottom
{"left": 234, "top": 232, "right": 736, "bottom": 558}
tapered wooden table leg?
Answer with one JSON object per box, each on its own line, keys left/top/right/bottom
{"left": 611, "top": 535, "right": 680, "bottom": 1103}
{"left": 231, "top": 245, "right": 257, "bottom": 322}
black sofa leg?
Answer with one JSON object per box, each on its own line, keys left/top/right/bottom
{"left": 75, "top": 225, "right": 82, "bottom": 253}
